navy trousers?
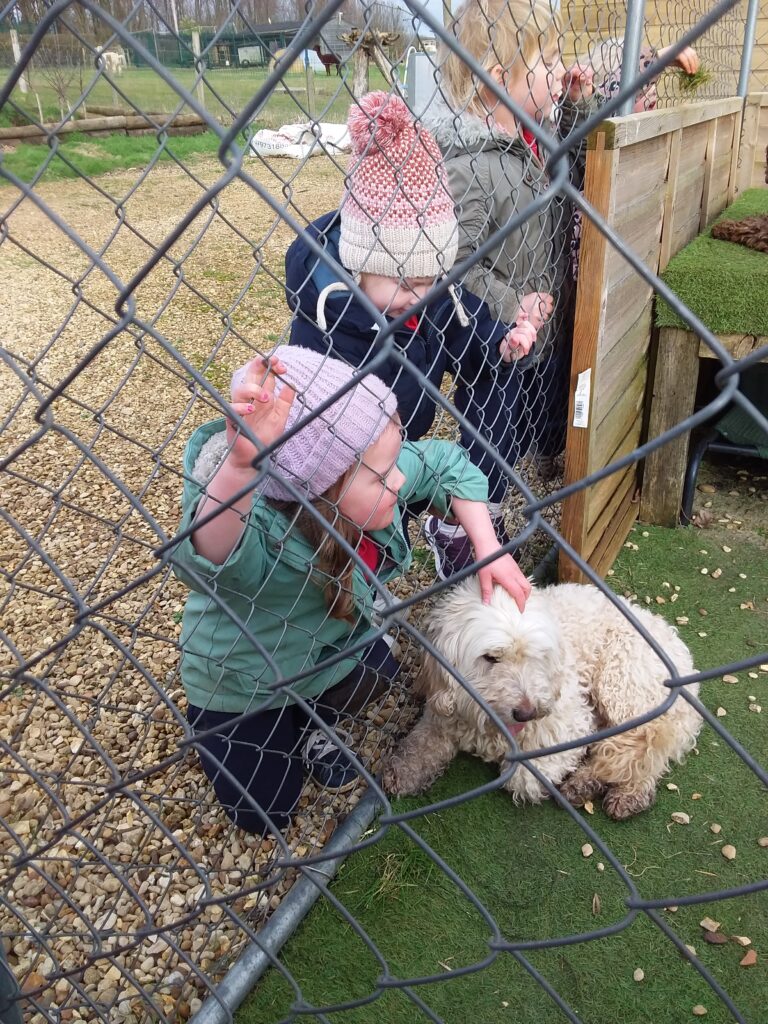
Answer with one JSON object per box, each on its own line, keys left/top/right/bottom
{"left": 187, "top": 639, "right": 398, "bottom": 835}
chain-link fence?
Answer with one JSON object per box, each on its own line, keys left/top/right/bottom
{"left": 1, "top": 0, "right": 767, "bottom": 1022}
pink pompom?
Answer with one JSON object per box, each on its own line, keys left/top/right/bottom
{"left": 347, "top": 91, "right": 413, "bottom": 154}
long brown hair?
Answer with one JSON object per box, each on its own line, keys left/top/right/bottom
{"left": 271, "top": 473, "right": 363, "bottom": 624}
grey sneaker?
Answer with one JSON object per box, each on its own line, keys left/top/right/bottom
{"left": 302, "top": 728, "right": 359, "bottom": 792}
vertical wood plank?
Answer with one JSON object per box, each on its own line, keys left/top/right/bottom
{"left": 639, "top": 328, "right": 701, "bottom": 527}
{"left": 727, "top": 109, "right": 743, "bottom": 203}
{"left": 737, "top": 97, "right": 760, "bottom": 196}
{"left": 659, "top": 128, "right": 682, "bottom": 273}
{"left": 699, "top": 118, "right": 717, "bottom": 231}
{"left": 559, "top": 130, "right": 619, "bottom": 583}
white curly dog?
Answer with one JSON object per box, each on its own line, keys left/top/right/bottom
{"left": 382, "top": 580, "right": 702, "bottom": 819}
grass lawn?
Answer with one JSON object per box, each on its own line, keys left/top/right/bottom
{"left": 0, "top": 128, "right": 226, "bottom": 184}
{"left": 240, "top": 463, "right": 768, "bottom": 1023}
{"left": 2, "top": 65, "right": 389, "bottom": 129}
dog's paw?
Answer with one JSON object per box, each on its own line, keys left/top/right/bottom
{"left": 558, "top": 773, "right": 607, "bottom": 808}
{"left": 379, "top": 757, "right": 421, "bottom": 797}
{"left": 602, "top": 786, "right": 656, "bottom": 820}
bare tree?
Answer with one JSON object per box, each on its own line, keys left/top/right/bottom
{"left": 34, "top": 33, "right": 83, "bottom": 121}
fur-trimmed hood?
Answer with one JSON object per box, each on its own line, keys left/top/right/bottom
{"left": 422, "top": 96, "right": 525, "bottom": 157}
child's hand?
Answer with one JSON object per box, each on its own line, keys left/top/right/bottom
{"left": 658, "top": 44, "right": 699, "bottom": 75}
{"left": 515, "top": 291, "right": 554, "bottom": 330}
{"left": 499, "top": 320, "right": 537, "bottom": 362}
{"left": 477, "top": 553, "right": 531, "bottom": 612}
{"left": 563, "top": 62, "right": 595, "bottom": 102}
{"left": 226, "top": 356, "right": 296, "bottom": 469}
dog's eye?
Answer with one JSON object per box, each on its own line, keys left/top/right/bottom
{"left": 483, "top": 653, "right": 501, "bottom": 664}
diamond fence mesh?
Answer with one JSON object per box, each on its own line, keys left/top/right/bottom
{"left": 1, "top": 0, "right": 767, "bottom": 1022}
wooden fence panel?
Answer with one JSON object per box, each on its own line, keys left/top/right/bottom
{"left": 559, "top": 97, "right": 745, "bottom": 582}
{"left": 738, "top": 94, "right": 768, "bottom": 192}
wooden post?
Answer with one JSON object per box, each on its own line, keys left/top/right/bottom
{"left": 351, "top": 47, "right": 369, "bottom": 99}
{"left": 639, "top": 328, "right": 700, "bottom": 527}
{"left": 304, "top": 50, "right": 315, "bottom": 120}
{"left": 559, "top": 128, "right": 620, "bottom": 582}
{"left": 191, "top": 30, "right": 206, "bottom": 111}
{"left": 10, "top": 28, "right": 29, "bottom": 95}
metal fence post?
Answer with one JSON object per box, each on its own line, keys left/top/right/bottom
{"left": 737, "top": 0, "right": 760, "bottom": 97}
{"left": 617, "top": 0, "right": 647, "bottom": 116}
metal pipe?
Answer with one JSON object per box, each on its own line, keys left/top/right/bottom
{"left": 189, "top": 790, "right": 381, "bottom": 1024}
{"left": 737, "top": 0, "right": 760, "bottom": 97}
{"left": 617, "top": 0, "right": 647, "bottom": 116}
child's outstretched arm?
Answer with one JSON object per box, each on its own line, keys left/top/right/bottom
{"left": 192, "top": 356, "right": 295, "bottom": 565}
{"left": 450, "top": 498, "right": 531, "bottom": 611}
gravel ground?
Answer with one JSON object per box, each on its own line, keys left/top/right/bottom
{"left": 0, "top": 151, "right": 561, "bottom": 1022}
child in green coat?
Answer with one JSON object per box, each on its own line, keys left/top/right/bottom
{"left": 172, "top": 346, "right": 530, "bottom": 834}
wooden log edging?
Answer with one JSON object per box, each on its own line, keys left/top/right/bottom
{"left": 0, "top": 112, "right": 207, "bottom": 146}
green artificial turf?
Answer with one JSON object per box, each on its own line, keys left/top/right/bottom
{"left": 655, "top": 188, "right": 768, "bottom": 335}
{"left": 240, "top": 511, "right": 768, "bottom": 1024}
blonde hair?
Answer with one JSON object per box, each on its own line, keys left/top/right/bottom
{"left": 441, "top": 0, "right": 562, "bottom": 119}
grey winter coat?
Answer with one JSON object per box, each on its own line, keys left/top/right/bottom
{"left": 424, "top": 98, "right": 594, "bottom": 365}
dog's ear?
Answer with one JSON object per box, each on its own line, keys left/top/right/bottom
{"left": 417, "top": 651, "right": 456, "bottom": 717}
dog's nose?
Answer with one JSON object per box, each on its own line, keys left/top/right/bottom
{"left": 512, "top": 703, "right": 537, "bottom": 722}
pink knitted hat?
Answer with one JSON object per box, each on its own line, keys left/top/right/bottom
{"left": 340, "top": 91, "right": 458, "bottom": 279}
{"left": 232, "top": 346, "right": 399, "bottom": 501}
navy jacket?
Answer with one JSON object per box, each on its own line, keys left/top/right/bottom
{"left": 285, "top": 211, "right": 511, "bottom": 440}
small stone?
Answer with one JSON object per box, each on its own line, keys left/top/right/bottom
{"left": 739, "top": 573, "right": 747, "bottom": 579}
{"left": 722, "top": 674, "right": 738, "bottom": 684}
{"left": 597, "top": 862, "right": 605, "bottom": 872}
{"left": 711, "top": 568, "right": 722, "bottom": 579}
{"left": 685, "top": 945, "right": 697, "bottom": 957}
{"left": 758, "top": 837, "right": 768, "bottom": 847}
{"left": 716, "top": 707, "right": 727, "bottom": 717}
{"left": 700, "top": 916, "right": 720, "bottom": 932}
{"left": 732, "top": 936, "right": 752, "bottom": 946}
{"left": 671, "top": 812, "right": 690, "bottom": 824}
{"left": 581, "top": 843, "right": 593, "bottom": 858}
{"left": 740, "top": 949, "right": 757, "bottom": 967}
{"left": 749, "top": 672, "right": 758, "bottom": 679}
{"left": 721, "top": 844, "right": 737, "bottom": 860}
{"left": 749, "top": 704, "right": 762, "bottom": 713}
{"left": 710, "top": 823, "right": 722, "bottom": 834}
{"left": 676, "top": 616, "right": 689, "bottom": 625}
{"left": 633, "top": 968, "right": 645, "bottom": 982}
{"left": 692, "top": 1005, "right": 707, "bottom": 1016}
{"left": 666, "top": 783, "right": 679, "bottom": 791}
{"left": 642, "top": 531, "right": 649, "bottom": 537}
{"left": 700, "top": 568, "right": 709, "bottom": 575}
{"left": 666, "top": 905, "right": 679, "bottom": 912}
{"left": 584, "top": 800, "right": 594, "bottom": 814}
{"left": 698, "top": 632, "right": 708, "bottom": 638}
{"left": 722, "top": 545, "right": 731, "bottom": 553}
{"left": 698, "top": 484, "right": 716, "bottom": 494}
{"left": 692, "top": 793, "right": 702, "bottom": 800}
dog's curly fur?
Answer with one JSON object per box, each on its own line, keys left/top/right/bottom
{"left": 381, "top": 580, "right": 702, "bottom": 820}
{"left": 711, "top": 214, "right": 768, "bottom": 254}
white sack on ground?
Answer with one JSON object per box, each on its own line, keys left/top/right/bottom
{"left": 248, "top": 122, "right": 351, "bottom": 159}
